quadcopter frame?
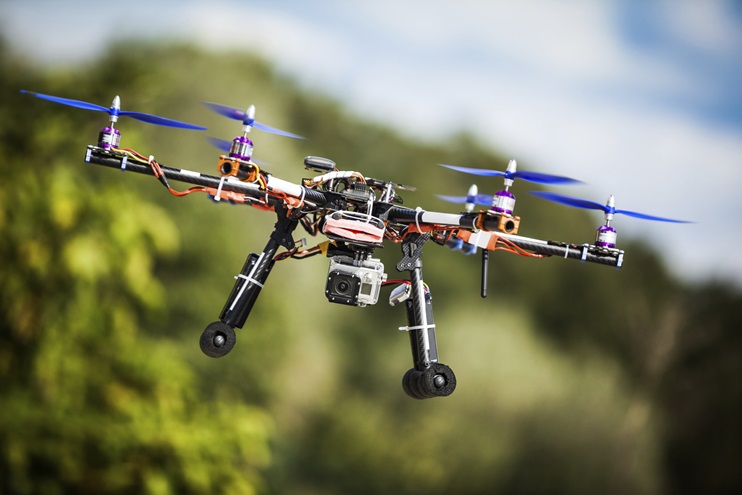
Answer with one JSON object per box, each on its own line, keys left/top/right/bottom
{"left": 84, "top": 145, "right": 623, "bottom": 399}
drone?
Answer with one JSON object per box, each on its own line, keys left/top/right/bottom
{"left": 20, "top": 90, "right": 690, "bottom": 400}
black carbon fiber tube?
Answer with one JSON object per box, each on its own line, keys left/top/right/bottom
{"left": 385, "top": 206, "right": 479, "bottom": 228}
{"left": 385, "top": 206, "right": 621, "bottom": 267}
{"left": 501, "top": 236, "right": 621, "bottom": 267}
{"left": 84, "top": 146, "right": 329, "bottom": 205}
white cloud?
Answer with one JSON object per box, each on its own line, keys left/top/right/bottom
{"left": 178, "top": 2, "right": 355, "bottom": 84}
{"left": 664, "top": 0, "right": 742, "bottom": 54}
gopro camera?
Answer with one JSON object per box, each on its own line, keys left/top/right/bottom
{"left": 325, "top": 255, "right": 387, "bottom": 307}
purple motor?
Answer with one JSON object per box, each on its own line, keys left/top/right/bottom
{"left": 491, "top": 189, "right": 516, "bottom": 215}
{"left": 97, "top": 126, "right": 121, "bottom": 149}
{"left": 229, "top": 135, "right": 254, "bottom": 161}
{"left": 595, "top": 224, "right": 618, "bottom": 248}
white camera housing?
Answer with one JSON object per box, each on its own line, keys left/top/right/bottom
{"left": 325, "top": 255, "right": 387, "bottom": 307}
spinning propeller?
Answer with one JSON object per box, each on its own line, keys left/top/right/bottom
{"left": 438, "top": 184, "right": 492, "bottom": 213}
{"left": 439, "top": 160, "right": 581, "bottom": 215}
{"left": 439, "top": 160, "right": 581, "bottom": 185}
{"left": 530, "top": 191, "right": 691, "bottom": 223}
{"left": 20, "top": 90, "right": 206, "bottom": 130}
{"left": 204, "top": 102, "right": 305, "bottom": 139}
{"left": 20, "top": 90, "right": 206, "bottom": 149}
{"left": 204, "top": 102, "right": 304, "bottom": 166}
{"left": 530, "top": 191, "right": 691, "bottom": 248}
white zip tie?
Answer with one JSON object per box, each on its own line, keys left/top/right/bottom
{"left": 398, "top": 323, "right": 436, "bottom": 332}
{"left": 215, "top": 176, "right": 227, "bottom": 202}
{"left": 415, "top": 207, "right": 423, "bottom": 233}
{"left": 120, "top": 154, "right": 128, "bottom": 171}
{"left": 236, "top": 273, "right": 264, "bottom": 288}
{"left": 293, "top": 186, "right": 306, "bottom": 209}
{"left": 564, "top": 246, "right": 570, "bottom": 259}
{"left": 229, "top": 252, "right": 266, "bottom": 311}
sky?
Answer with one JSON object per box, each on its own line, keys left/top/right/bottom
{"left": 2, "top": 0, "right": 741, "bottom": 286}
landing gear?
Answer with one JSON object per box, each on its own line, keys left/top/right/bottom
{"left": 200, "top": 321, "right": 236, "bottom": 358}
{"left": 200, "top": 205, "right": 298, "bottom": 358}
{"left": 397, "top": 232, "right": 457, "bottom": 399}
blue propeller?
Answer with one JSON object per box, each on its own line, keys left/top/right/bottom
{"left": 203, "top": 102, "right": 305, "bottom": 139}
{"left": 437, "top": 184, "right": 492, "bottom": 213}
{"left": 437, "top": 193, "right": 493, "bottom": 206}
{"left": 530, "top": 191, "right": 691, "bottom": 223}
{"left": 439, "top": 160, "right": 581, "bottom": 185}
{"left": 20, "top": 90, "right": 207, "bottom": 130}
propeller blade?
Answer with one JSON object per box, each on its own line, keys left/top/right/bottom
{"left": 440, "top": 163, "right": 580, "bottom": 184}
{"left": 203, "top": 101, "right": 246, "bottom": 121}
{"left": 530, "top": 191, "right": 607, "bottom": 211}
{"left": 120, "top": 111, "right": 206, "bottom": 130}
{"left": 512, "top": 170, "right": 581, "bottom": 185}
{"left": 439, "top": 164, "right": 506, "bottom": 177}
{"left": 437, "top": 194, "right": 493, "bottom": 206}
{"left": 615, "top": 209, "right": 691, "bottom": 223}
{"left": 532, "top": 191, "right": 692, "bottom": 223}
{"left": 21, "top": 90, "right": 108, "bottom": 112}
{"left": 253, "top": 121, "right": 305, "bottom": 139}
{"left": 207, "top": 136, "right": 232, "bottom": 152}
{"left": 204, "top": 101, "right": 304, "bottom": 139}
{"left": 22, "top": 90, "right": 206, "bottom": 130}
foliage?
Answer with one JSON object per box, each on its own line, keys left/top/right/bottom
{"left": 0, "top": 45, "right": 272, "bottom": 495}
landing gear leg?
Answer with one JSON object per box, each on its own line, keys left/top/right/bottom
{"left": 397, "top": 233, "right": 456, "bottom": 399}
{"left": 200, "top": 205, "right": 298, "bottom": 358}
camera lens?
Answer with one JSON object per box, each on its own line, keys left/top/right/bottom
{"left": 335, "top": 278, "right": 352, "bottom": 295}
{"left": 326, "top": 270, "right": 361, "bottom": 306}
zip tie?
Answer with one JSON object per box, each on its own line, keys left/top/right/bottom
{"left": 294, "top": 186, "right": 306, "bottom": 209}
{"left": 120, "top": 154, "right": 128, "bottom": 171}
{"left": 564, "top": 246, "right": 570, "bottom": 259}
{"left": 215, "top": 176, "right": 227, "bottom": 202}
{"left": 147, "top": 155, "right": 159, "bottom": 178}
{"left": 581, "top": 244, "right": 589, "bottom": 262}
{"left": 398, "top": 323, "right": 436, "bottom": 332}
{"left": 236, "top": 273, "right": 264, "bottom": 288}
{"left": 229, "top": 252, "right": 265, "bottom": 311}
{"left": 415, "top": 207, "right": 423, "bottom": 233}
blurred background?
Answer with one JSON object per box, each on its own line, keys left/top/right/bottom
{"left": 1, "top": 1, "right": 740, "bottom": 494}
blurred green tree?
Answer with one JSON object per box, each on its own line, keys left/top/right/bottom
{"left": 0, "top": 43, "right": 273, "bottom": 495}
